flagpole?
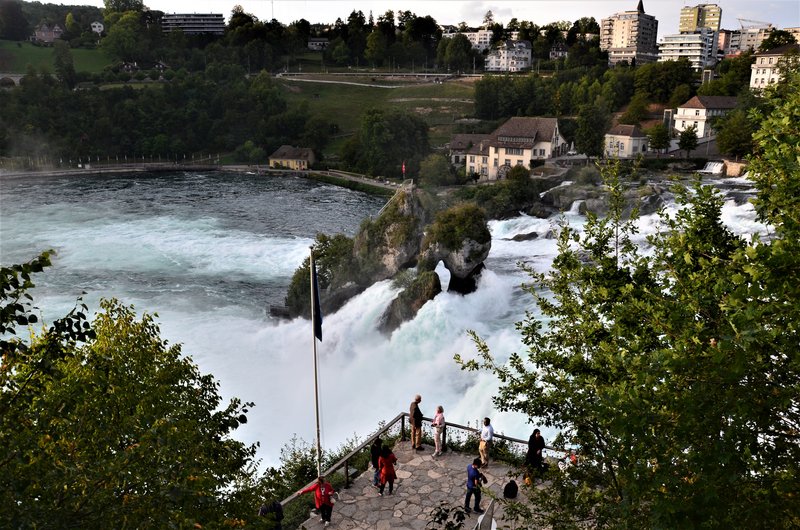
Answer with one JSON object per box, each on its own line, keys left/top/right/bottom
{"left": 310, "top": 249, "right": 322, "bottom": 478}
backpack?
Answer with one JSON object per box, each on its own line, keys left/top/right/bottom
{"left": 503, "top": 479, "right": 518, "bottom": 499}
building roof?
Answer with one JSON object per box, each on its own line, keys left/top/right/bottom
{"left": 754, "top": 43, "right": 800, "bottom": 56}
{"left": 449, "top": 134, "right": 490, "bottom": 151}
{"left": 606, "top": 124, "right": 647, "bottom": 138}
{"left": 490, "top": 117, "right": 559, "bottom": 148}
{"left": 269, "top": 145, "right": 314, "bottom": 161}
{"left": 678, "top": 95, "right": 738, "bottom": 110}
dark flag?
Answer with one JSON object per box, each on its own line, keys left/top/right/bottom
{"left": 310, "top": 253, "right": 323, "bottom": 341}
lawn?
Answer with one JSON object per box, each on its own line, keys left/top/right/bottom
{"left": 277, "top": 75, "right": 476, "bottom": 150}
{"left": 0, "top": 40, "right": 112, "bottom": 74}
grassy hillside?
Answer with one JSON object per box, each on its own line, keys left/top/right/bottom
{"left": 0, "top": 40, "right": 112, "bottom": 74}
{"left": 277, "top": 76, "right": 476, "bottom": 151}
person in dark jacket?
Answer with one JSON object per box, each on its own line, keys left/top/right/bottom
{"left": 370, "top": 436, "right": 383, "bottom": 487}
{"left": 410, "top": 394, "right": 424, "bottom": 450}
{"left": 258, "top": 498, "right": 284, "bottom": 529}
{"left": 526, "top": 428, "right": 548, "bottom": 476}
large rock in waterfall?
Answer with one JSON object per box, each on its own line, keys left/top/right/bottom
{"left": 378, "top": 271, "right": 442, "bottom": 334}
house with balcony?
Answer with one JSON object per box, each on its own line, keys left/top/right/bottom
{"left": 673, "top": 95, "right": 737, "bottom": 140}
{"left": 485, "top": 40, "right": 532, "bottom": 72}
{"left": 604, "top": 125, "right": 649, "bottom": 158}
{"left": 269, "top": 145, "right": 315, "bottom": 170}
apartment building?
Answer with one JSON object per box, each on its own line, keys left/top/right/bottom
{"left": 659, "top": 28, "right": 717, "bottom": 70}
{"left": 161, "top": 13, "right": 225, "bottom": 35}
{"left": 485, "top": 40, "right": 532, "bottom": 72}
{"left": 600, "top": 0, "right": 659, "bottom": 65}
{"left": 679, "top": 4, "right": 722, "bottom": 33}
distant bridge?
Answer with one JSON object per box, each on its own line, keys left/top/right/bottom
{"left": 0, "top": 73, "right": 24, "bottom": 86}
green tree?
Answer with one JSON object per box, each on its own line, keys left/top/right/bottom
{"left": 53, "top": 40, "right": 77, "bottom": 89}
{"left": 646, "top": 123, "right": 670, "bottom": 157}
{"left": 1, "top": 256, "right": 262, "bottom": 528}
{"left": 101, "top": 10, "right": 144, "bottom": 62}
{"left": 459, "top": 88, "right": 800, "bottom": 526}
{"left": 758, "top": 29, "right": 797, "bottom": 52}
{"left": 715, "top": 108, "right": 755, "bottom": 160}
{"left": 103, "top": 0, "right": 143, "bottom": 13}
{"left": 618, "top": 92, "right": 649, "bottom": 125}
{"left": 575, "top": 103, "right": 610, "bottom": 161}
{"left": 443, "top": 33, "right": 473, "bottom": 72}
{"left": 678, "top": 124, "right": 698, "bottom": 158}
{"left": 418, "top": 153, "right": 455, "bottom": 187}
{"left": 365, "top": 30, "right": 388, "bottom": 67}
{"left": 0, "top": 0, "right": 29, "bottom": 40}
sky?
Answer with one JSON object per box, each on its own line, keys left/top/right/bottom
{"left": 70, "top": 0, "right": 799, "bottom": 37}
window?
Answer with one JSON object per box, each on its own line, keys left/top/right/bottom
{"left": 695, "top": 110, "right": 700, "bottom": 116}
{"left": 681, "top": 120, "right": 686, "bottom": 127}
{"left": 469, "top": 165, "right": 474, "bottom": 173}
{"left": 469, "top": 155, "right": 475, "bottom": 162}
{"left": 769, "top": 57, "right": 773, "bottom": 64}
{"left": 633, "top": 145, "right": 638, "bottom": 153}
{"left": 506, "top": 147, "right": 522, "bottom": 155}
{"left": 482, "top": 157, "right": 487, "bottom": 164}
{"left": 493, "top": 159, "right": 498, "bottom": 167}
{"left": 539, "top": 149, "right": 545, "bottom": 156}
{"left": 516, "top": 160, "right": 523, "bottom": 165}
{"left": 505, "top": 159, "right": 511, "bottom": 166}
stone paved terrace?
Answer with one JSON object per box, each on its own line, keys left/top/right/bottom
{"left": 298, "top": 439, "right": 526, "bottom": 529}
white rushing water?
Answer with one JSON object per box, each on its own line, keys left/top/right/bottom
{"left": 0, "top": 172, "right": 767, "bottom": 468}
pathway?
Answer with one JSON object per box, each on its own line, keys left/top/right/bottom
{"left": 299, "top": 440, "right": 524, "bottom": 529}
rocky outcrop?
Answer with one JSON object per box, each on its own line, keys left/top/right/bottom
{"left": 541, "top": 182, "right": 667, "bottom": 218}
{"left": 378, "top": 271, "right": 441, "bottom": 334}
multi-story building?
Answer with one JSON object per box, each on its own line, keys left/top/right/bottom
{"left": 679, "top": 4, "right": 722, "bottom": 33}
{"left": 658, "top": 28, "right": 717, "bottom": 70}
{"left": 727, "top": 25, "right": 773, "bottom": 53}
{"left": 487, "top": 117, "right": 565, "bottom": 180}
{"left": 485, "top": 40, "right": 532, "bottom": 72}
{"left": 600, "top": 0, "right": 659, "bottom": 66}
{"left": 161, "top": 13, "right": 225, "bottom": 35}
{"left": 674, "top": 95, "right": 737, "bottom": 139}
{"left": 750, "top": 43, "right": 800, "bottom": 90}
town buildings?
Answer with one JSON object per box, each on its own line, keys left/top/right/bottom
{"left": 33, "top": 23, "right": 63, "bottom": 43}
{"left": 659, "top": 4, "right": 720, "bottom": 70}
{"left": 604, "top": 125, "right": 649, "bottom": 158}
{"left": 600, "top": 0, "right": 659, "bottom": 65}
{"left": 673, "top": 95, "right": 738, "bottom": 139}
{"left": 679, "top": 4, "right": 722, "bottom": 33}
{"left": 485, "top": 40, "right": 532, "bottom": 72}
{"left": 268, "top": 146, "right": 316, "bottom": 170}
{"left": 161, "top": 13, "right": 225, "bottom": 35}
{"left": 658, "top": 27, "right": 717, "bottom": 70}
{"left": 750, "top": 43, "right": 800, "bottom": 90}
{"left": 451, "top": 117, "right": 566, "bottom": 180}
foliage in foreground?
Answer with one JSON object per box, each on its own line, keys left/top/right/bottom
{"left": 458, "top": 73, "right": 800, "bottom": 528}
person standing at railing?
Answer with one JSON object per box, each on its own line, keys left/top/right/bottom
{"left": 525, "top": 428, "right": 548, "bottom": 478}
{"left": 370, "top": 436, "right": 383, "bottom": 487}
{"left": 299, "top": 476, "right": 335, "bottom": 527}
{"left": 410, "top": 394, "right": 424, "bottom": 451}
{"left": 432, "top": 405, "right": 445, "bottom": 457}
{"left": 479, "top": 417, "right": 494, "bottom": 468}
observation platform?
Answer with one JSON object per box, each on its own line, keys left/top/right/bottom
{"left": 298, "top": 439, "right": 527, "bottom": 529}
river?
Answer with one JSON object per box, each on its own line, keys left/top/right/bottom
{"left": 0, "top": 170, "right": 766, "bottom": 467}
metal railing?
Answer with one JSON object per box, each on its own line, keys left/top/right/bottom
{"left": 280, "top": 412, "right": 562, "bottom": 510}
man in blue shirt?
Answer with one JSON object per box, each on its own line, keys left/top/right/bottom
{"left": 464, "top": 458, "right": 485, "bottom": 514}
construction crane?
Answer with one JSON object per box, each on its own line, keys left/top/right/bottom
{"left": 738, "top": 18, "right": 773, "bottom": 30}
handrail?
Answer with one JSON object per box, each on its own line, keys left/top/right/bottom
{"left": 280, "top": 412, "right": 564, "bottom": 509}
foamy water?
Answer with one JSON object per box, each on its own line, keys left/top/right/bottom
{"left": 0, "top": 172, "right": 766, "bottom": 467}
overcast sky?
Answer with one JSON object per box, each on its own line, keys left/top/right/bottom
{"left": 72, "top": 0, "right": 800, "bottom": 37}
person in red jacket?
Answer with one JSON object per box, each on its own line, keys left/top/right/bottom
{"left": 300, "top": 476, "right": 335, "bottom": 526}
{"left": 378, "top": 445, "right": 398, "bottom": 496}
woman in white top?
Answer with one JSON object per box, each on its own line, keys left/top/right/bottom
{"left": 432, "top": 405, "right": 445, "bottom": 456}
